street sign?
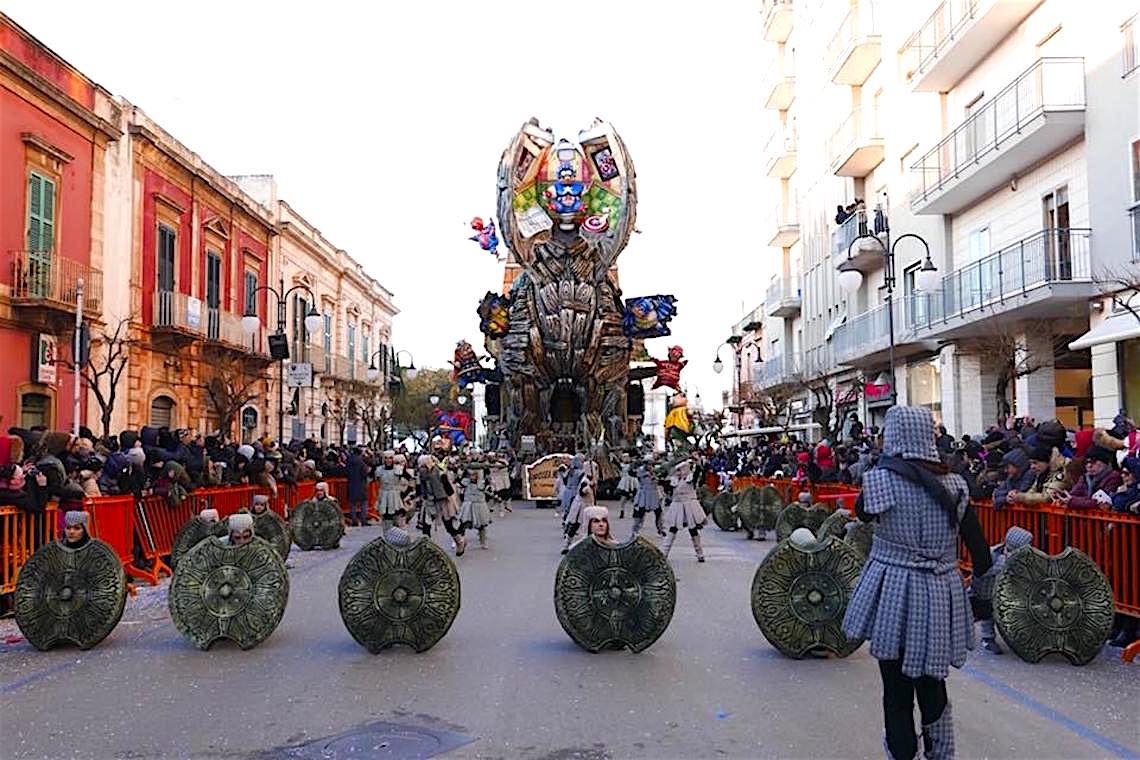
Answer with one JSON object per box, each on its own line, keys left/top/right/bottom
{"left": 523, "top": 453, "right": 573, "bottom": 501}
{"left": 286, "top": 362, "right": 312, "bottom": 387}
{"left": 33, "top": 333, "right": 56, "bottom": 384}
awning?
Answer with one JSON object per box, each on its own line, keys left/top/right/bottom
{"left": 1069, "top": 315, "right": 1140, "bottom": 350}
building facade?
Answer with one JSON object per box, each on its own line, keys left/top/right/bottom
{"left": 750, "top": 0, "right": 1140, "bottom": 437}
{"left": 0, "top": 14, "right": 120, "bottom": 432}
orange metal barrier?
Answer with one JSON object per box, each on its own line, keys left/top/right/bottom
{"left": 86, "top": 495, "right": 155, "bottom": 587}
{"left": 1, "top": 505, "right": 59, "bottom": 595}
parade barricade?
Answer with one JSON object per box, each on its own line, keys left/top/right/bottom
{"left": 0, "top": 504, "right": 58, "bottom": 595}
{"left": 86, "top": 494, "right": 153, "bottom": 588}
{"left": 197, "top": 485, "right": 257, "bottom": 518}
{"left": 811, "top": 483, "right": 861, "bottom": 509}
{"left": 131, "top": 494, "right": 186, "bottom": 583}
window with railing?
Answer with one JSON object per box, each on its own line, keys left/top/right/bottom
{"left": 1124, "top": 17, "right": 1137, "bottom": 78}
{"left": 323, "top": 312, "right": 333, "bottom": 374}
{"left": 902, "top": 0, "right": 979, "bottom": 77}
{"left": 206, "top": 251, "right": 221, "bottom": 340}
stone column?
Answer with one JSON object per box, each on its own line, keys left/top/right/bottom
{"left": 1090, "top": 343, "right": 1121, "bottom": 428}
{"left": 945, "top": 347, "right": 1002, "bottom": 435}
{"left": 1014, "top": 329, "right": 1056, "bottom": 422}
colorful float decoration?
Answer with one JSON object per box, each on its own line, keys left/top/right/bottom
{"left": 477, "top": 291, "right": 512, "bottom": 339}
{"left": 651, "top": 346, "right": 687, "bottom": 391}
{"left": 468, "top": 217, "right": 499, "bottom": 256}
{"left": 664, "top": 393, "right": 693, "bottom": 446}
{"left": 622, "top": 295, "right": 678, "bottom": 339}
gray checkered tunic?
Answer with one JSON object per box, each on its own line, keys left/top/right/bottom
{"left": 842, "top": 406, "right": 976, "bottom": 679}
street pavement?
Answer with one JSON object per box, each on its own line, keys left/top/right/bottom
{"left": 1, "top": 501, "right": 1137, "bottom": 760}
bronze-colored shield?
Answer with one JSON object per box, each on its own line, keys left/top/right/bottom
{"left": 845, "top": 521, "right": 875, "bottom": 559}
{"left": 710, "top": 491, "right": 739, "bottom": 531}
{"left": 735, "top": 486, "right": 781, "bottom": 532}
{"left": 171, "top": 517, "right": 224, "bottom": 570}
{"left": 776, "top": 503, "right": 831, "bottom": 542}
{"left": 816, "top": 509, "right": 852, "bottom": 541}
{"left": 338, "top": 537, "right": 461, "bottom": 653}
{"left": 554, "top": 536, "right": 676, "bottom": 653}
{"left": 168, "top": 537, "right": 289, "bottom": 650}
{"left": 994, "top": 546, "right": 1115, "bottom": 665}
{"left": 15, "top": 539, "right": 127, "bottom": 651}
{"left": 222, "top": 511, "right": 291, "bottom": 561}
{"left": 291, "top": 498, "right": 344, "bottom": 551}
{"left": 751, "top": 534, "right": 864, "bottom": 659}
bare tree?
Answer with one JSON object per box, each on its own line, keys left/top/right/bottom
{"left": 970, "top": 320, "right": 1070, "bottom": 421}
{"left": 203, "top": 355, "right": 267, "bottom": 439}
{"left": 59, "top": 317, "right": 136, "bottom": 438}
{"left": 750, "top": 384, "right": 798, "bottom": 431}
{"left": 1094, "top": 267, "right": 1140, "bottom": 324}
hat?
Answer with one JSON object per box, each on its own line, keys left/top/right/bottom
{"left": 1004, "top": 526, "right": 1033, "bottom": 553}
{"left": 1085, "top": 445, "right": 1116, "bottom": 467}
{"left": 252, "top": 494, "right": 269, "bottom": 506}
{"left": 228, "top": 512, "right": 255, "bottom": 533}
{"left": 1122, "top": 456, "right": 1140, "bottom": 479}
{"left": 582, "top": 505, "right": 609, "bottom": 523}
{"left": 237, "top": 444, "right": 255, "bottom": 460}
{"left": 797, "top": 491, "right": 812, "bottom": 504}
{"left": 199, "top": 508, "right": 219, "bottom": 522}
{"left": 124, "top": 447, "right": 146, "bottom": 467}
{"left": 1000, "top": 448, "right": 1029, "bottom": 470}
{"left": 59, "top": 483, "right": 87, "bottom": 507}
{"left": 64, "top": 510, "right": 89, "bottom": 527}
{"left": 1028, "top": 444, "right": 1054, "bottom": 464}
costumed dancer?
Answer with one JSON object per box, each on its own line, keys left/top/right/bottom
{"left": 222, "top": 512, "right": 255, "bottom": 547}
{"left": 561, "top": 473, "right": 596, "bottom": 554}
{"left": 63, "top": 510, "right": 92, "bottom": 549}
{"left": 660, "top": 457, "right": 706, "bottom": 562}
{"left": 560, "top": 456, "right": 585, "bottom": 524}
{"left": 631, "top": 459, "right": 666, "bottom": 538}
{"left": 581, "top": 505, "right": 616, "bottom": 547}
{"left": 841, "top": 406, "right": 992, "bottom": 760}
{"left": 967, "top": 526, "right": 1034, "bottom": 654}
{"left": 458, "top": 461, "right": 493, "bottom": 549}
{"left": 416, "top": 454, "right": 467, "bottom": 556}
{"left": 488, "top": 455, "right": 513, "bottom": 515}
{"left": 383, "top": 484, "right": 418, "bottom": 547}
{"left": 374, "top": 451, "right": 406, "bottom": 525}
{"left": 615, "top": 454, "right": 638, "bottom": 519}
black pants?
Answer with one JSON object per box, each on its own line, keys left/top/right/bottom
{"left": 879, "top": 659, "right": 948, "bottom": 760}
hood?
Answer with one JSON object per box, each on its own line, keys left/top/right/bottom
{"left": 41, "top": 431, "right": 73, "bottom": 456}
{"left": 119, "top": 430, "right": 139, "bottom": 451}
{"left": 1004, "top": 526, "right": 1033, "bottom": 553}
{"left": 882, "top": 406, "right": 941, "bottom": 463}
{"left": 140, "top": 426, "right": 160, "bottom": 448}
{"left": 1000, "top": 448, "right": 1029, "bottom": 473}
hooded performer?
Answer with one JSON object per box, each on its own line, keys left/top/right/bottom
{"left": 660, "top": 457, "right": 706, "bottom": 562}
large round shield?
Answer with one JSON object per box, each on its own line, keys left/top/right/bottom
{"left": 171, "top": 518, "right": 224, "bottom": 570}
{"left": 751, "top": 534, "right": 864, "bottom": 659}
{"left": 845, "top": 521, "right": 875, "bottom": 559}
{"left": 291, "top": 499, "right": 344, "bottom": 551}
{"left": 710, "top": 492, "right": 739, "bottom": 531}
{"left": 169, "top": 537, "right": 289, "bottom": 650}
{"left": 554, "top": 536, "right": 676, "bottom": 653}
{"left": 15, "top": 539, "right": 127, "bottom": 651}
{"left": 816, "top": 509, "right": 852, "bottom": 541}
{"left": 736, "top": 486, "right": 781, "bottom": 533}
{"left": 222, "top": 511, "right": 291, "bottom": 561}
{"left": 994, "top": 546, "right": 1114, "bottom": 665}
{"left": 339, "top": 537, "right": 460, "bottom": 653}
{"left": 776, "top": 503, "right": 831, "bottom": 542}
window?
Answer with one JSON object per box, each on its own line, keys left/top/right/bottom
{"left": 26, "top": 172, "right": 56, "bottom": 253}
{"left": 292, "top": 294, "right": 310, "bottom": 362}
{"left": 243, "top": 271, "right": 258, "bottom": 316}
{"left": 347, "top": 322, "right": 356, "bottom": 379}
{"left": 323, "top": 312, "right": 333, "bottom": 373}
{"left": 1124, "top": 17, "right": 1137, "bottom": 77}
{"left": 150, "top": 395, "right": 175, "bottom": 428}
{"left": 206, "top": 251, "right": 221, "bottom": 340}
{"left": 362, "top": 333, "right": 370, "bottom": 366}
{"left": 20, "top": 392, "right": 50, "bottom": 429}
{"left": 906, "top": 358, "right": 942, "bottom": 423}
{"left": 1131, "top": 138, "right": 1140, "bottom": 203}
{"left": 155, "top": 224, "right": 177, "bottom": 326}
{"left": 1131, "top": 140, "right": 1140, "bottom": 261}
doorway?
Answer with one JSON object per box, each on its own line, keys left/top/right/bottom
{"left": 1042, "top": 186, "right": 1071, "bottom": 280}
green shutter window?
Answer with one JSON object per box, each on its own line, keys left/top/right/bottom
{"left": 26, "top": 172, "right": 56, "bottom": 253}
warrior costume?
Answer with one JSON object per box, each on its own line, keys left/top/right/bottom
{"left": 375, "top": 462, "right": 406, "bottom": 520}
{"left": 968, "top": 526, "right": 1033, "bottom": 654}
{"left": 458, "top": 467, "right": 493, "bottom": 548}
{"left": 630, "top": 463, "right": 665, "bottom": 537}
{"left": 660, "top": 459, "right": 706, "bottom": 562}
{"left": 561, "top": 477, "right": 595, "bottom": 554}
{"left": 616, "top": 459, "right": 638, "bottom": 518}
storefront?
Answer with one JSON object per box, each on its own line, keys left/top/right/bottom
{"left": 1069, "top": 305, "right": 1140, "bottom": 427}
{"left": 906, "top": 357, "right": 942, "bottom": 425}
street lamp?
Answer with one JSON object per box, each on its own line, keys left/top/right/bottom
{"left": 241, "top": 278, "right": 321, "bottom": 443}
{"left": 839, "top": 225, "right": 938, "bottom": 405}
{"left": 713, "top": 337, "right": 761, "bottom": 428}
{"left": 393, "top": 349, "right": 418, "bottom": 380}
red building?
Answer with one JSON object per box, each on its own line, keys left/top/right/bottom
{"left": 0, "top": 14, "right": 120, "bottom": 431}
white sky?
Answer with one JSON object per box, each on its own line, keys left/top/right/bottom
{"left": 4, "top": 0, "right": 777, "bottom": 409}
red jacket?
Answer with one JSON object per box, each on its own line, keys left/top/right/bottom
{"left": 1067, "top": 467, "right": 1124, "bottom": 509}
{"left": 1074, "top": 429, "right": 1095, "bottom": 458}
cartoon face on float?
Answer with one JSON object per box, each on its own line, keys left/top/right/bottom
{"left": 540, "top": 140, "right": 590, "bottom": 229}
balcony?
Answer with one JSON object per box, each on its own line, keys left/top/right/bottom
{"left": 201, "top": 308, "right": 268, "bottom": 357}
{"left": 902, "top": 0, "right": 1044, "bottom": 92}
{"left": 151, "top": 290, "right": 204, "bottom": 341}
{"left": 832, "top": 302, "right": 891, "bottom": 366}
{"left": 1131, "top": 206, "right": 1140, "bottom": 261}
{"left": 766, "top": 277, "right": 803, "bottom": 318}
{"left": 734, "top": 304, "right": 766, "bottom": 336}
{"left": 769, "top": 202, "right": 801, "bottom": 248}
{"left": 753, "top": 352, "right": 802, "bottom": 392}
{"left": 765, "top": 128, "right": 797, "bottom": 179}
{"left": 327, "top": 353, "right": 369, "bottom": 383}
{"left": 909, "top": 58, "right": 1086, "bottom": 215}
{"left": 763, "top": 46, "right": 796, "bottom": 111}
{"left": 762, "top": 0, "right": 794, "bottom": 42}
{"left": 8, "top": 251, "right": 102, "bottom": 327}
{"left": 832, "top": 209, "right": 888, "bottom": 271}
{"left": 905, "top": 228, "right": 1095, "bottom": 339}
{"left": 828, "top": 106, "right": 884, "bottom": 177}
{"left": 827, "top": 2, "right": 881, "bottom": 86}
{"left": 802, "top": 344, "right": 834, "bottom": 379}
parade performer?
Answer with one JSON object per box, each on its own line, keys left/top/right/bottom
{"left": 968, "top": 526, "right": 1033, "bottom": 654}
{"left": 62, "top": 510, "right": 91, "bottom": 549}
{"left": 375, "top": 451, "right": 406, "bottom": 524}
{"left": 631, "top": 459, "right": 666, "bottom": 538}
{"left": 582, "top": 505, "right": 616, "bottom": 547}
{"left": 250, "top": 495, "right": 270, "bottom": 515}
{"left": 417, "top": 454, "right": 467, "bottom": 556}
{"left": 842, "top": 406, "right": 992, "bottom": 760}
{"left": 561, "top": 473, "right": 596, "bottom": 554}
{"left": 222, "top": 512, "right": 255, "bottom": 547}
{"left": 615, "top": 454, "right": 638, "bottom": 519}
{"left": 660, "top": 457, "right": 706, "bottom": 562}
{"left": 459, "top": 463, "right": 493, "bottom": 549}
{"left": 488, "top": 454, "right": 513, "bottom": 516}
{"left": 560, "top": 456, "right": 585, "bottom": 522}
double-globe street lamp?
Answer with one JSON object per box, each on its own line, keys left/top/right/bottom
{"left": 713, "top": 336, "right": 761, "bottom": 428}
{"left": 241, "top": 279, "right": 322, "bottom": 444}
{"left": 373, "top": 350, "right": 418, "bottom": 447}
{"left": 837, "top": 219, "right": 939, "bottom": 406}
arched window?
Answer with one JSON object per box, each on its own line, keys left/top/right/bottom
{"left": 150, "top": 395, "right": 175, "bottom": 428}
{"left": 20, "top": 392, "right": 51, "bottom": 428}
{"left": 240, "top": 406, "right": 258, "bottom": 444}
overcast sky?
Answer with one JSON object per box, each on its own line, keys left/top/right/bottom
{"left": 5, "top": 0, "right": 777, "bottom": 409}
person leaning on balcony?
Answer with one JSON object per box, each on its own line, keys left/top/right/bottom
{"left": 1007, "top": 445, "right": 1070, "bottom": 507}
{"left": 1057, "top": 446, "right": 1122, "bottom": 510}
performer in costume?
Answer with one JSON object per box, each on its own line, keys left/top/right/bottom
{"left": 458, "top": 463, "right": 493, "bottom": 549}
{"left": 581, "top": 505, "right": 616, "bottom": 547}
{"left": 561, "top": 474, "right": 596, "bottom": 554}
{"left": 250, "top": 495, "right": 270, "bottom": 515}
{"left": 631, "top": 460, "right": 666, "bottom": 538}
{"left": 63, "top": 510, "right": 91, "bottom": 549}
{"left": 560, "top": 456, "right": 585, "bottom": 523}
{"left": 660, "top": 457, "right": 706, "bottom": 562}
{"left": 417, "top": 454, "right": 467, "bottom": 556}
{"left": 968, "top": 526, "right": 1033, "bottom": 654}
{"left": 615, "top": 454, "right": 638, "bottom": 519}
{"left": 221, "top": 512, "right": 255, "bottom": 547}
{"left": 842, "top": 406, "right": 992, "bottom": 760}
{"left": 375, "top": 451, "right": 406, "bottom": 524}
{"left": 488, "top": 454, "right": 513, "bottom": 515}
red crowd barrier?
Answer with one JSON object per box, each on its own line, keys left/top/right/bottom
{"left": 85, "top": 495, "right": 152, "bottom": 588}
{"left": 0, "top": 505, "right": 59, "bottom": 595}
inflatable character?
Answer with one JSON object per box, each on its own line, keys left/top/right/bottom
{"left": 622, "top": 295, "right": 678, "bottom": 339}
{"left": 664, "top": 394, "right": 693, "bottom": 447}
{"left": 469, "top": 217, "right": 499, "bottom": 256}
{"left": 451, "top": 340, "right": 483, "bottom": 384}
{"left": 652, "top": 346, "right": 687, "bottom": 391}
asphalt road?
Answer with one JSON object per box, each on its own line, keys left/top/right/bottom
{"left": 1, "top": 502, "right": 1137, "bottom": 760}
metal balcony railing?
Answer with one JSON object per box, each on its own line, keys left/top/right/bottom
{"left": 901, "top": 0, "right": 980, "bottom": 77}
{"left": 765, "top": 276, "right": 802, "bottom": 305}
{"left": 152, "top": 290, "right": 203, "bottom": 334}
{"left": 828, "top": 106, "right": 882, "bottom": 170}
{"left": 832, "top": 302, "right": 894, "bottom": 362}
{"left": 909, "top": 58, "right": 1086, "bottom": 204}
{"left": 1131, "top": 206, "right": 1140, "bottom": 262}
{"left": 832, "top": 209, "right": 870, "bottom": 253}
{"left": 8, "top": 251, "right": 103, "bottom": 313}
{"left": 826, "top": 1, "right": 879, "bottom": 73}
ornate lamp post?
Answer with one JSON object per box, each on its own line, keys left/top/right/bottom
{"left": 713, "top": 336, "right": 761, "bottom": 427}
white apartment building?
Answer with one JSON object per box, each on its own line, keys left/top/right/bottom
{"left": 749, "top": 0, "right": 1139, "bottom": 437}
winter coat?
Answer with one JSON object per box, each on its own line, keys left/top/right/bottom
{"left": 346, "top": 453, "right": 368, "bottom": 503}
{"left": 993, "top": 449, "right": 1035, "bottom": 508}
{"left": 1009, "top": 451, "right": 1071, "bottom": 507}
{"left": 1068, "top": 467, "right": 1124, "bottom": 510}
